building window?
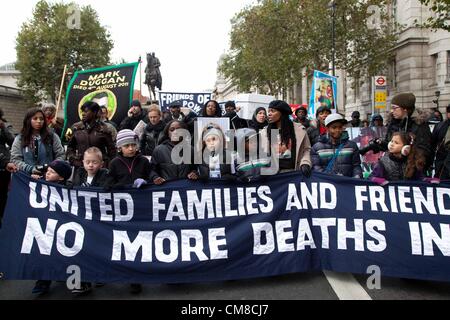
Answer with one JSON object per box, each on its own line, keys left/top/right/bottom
{"left": 392, "top": 0, "right": 397, "bottom": 29}
{"left": 447, "top": 51, "right": 450, "bottom": 81}
{"left": 431, "top": 54, "right": 438, "bottom": 86}
{"left": 389, "top": 60, "right": 397, "bottom": 89}
{"left": 353, "top": 77, "right": 360, "bottom": 102}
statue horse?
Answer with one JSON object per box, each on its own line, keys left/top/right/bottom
{"left": 144, "top": 52, "right": 162, "bottom": 102}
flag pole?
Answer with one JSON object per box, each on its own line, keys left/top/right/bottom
{"left": 138, "top": 56, "right": 142, "bottom": 102}
{"left": 55, "top": 64, "right": 68, "bottom": 116}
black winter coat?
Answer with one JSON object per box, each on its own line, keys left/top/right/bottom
{"left": 118, "top": 111, "right": 148, "bottom": 131}
{"left": 71, "top": 167, "right": 109, "bottom": 187}
{"left": 0, "top": 122, "right": 15, "bottom": 169}
{"left": 432, "top": 119, "right": 450, "bottom": 178}
{"left": 107, "top": 154, "right": 152, "bottom": 188}
{"left": 149, "top": 140, "right": 196, "bottom": 182}
{"left": 140, "top": 121, "right": 165, "bottom": 156}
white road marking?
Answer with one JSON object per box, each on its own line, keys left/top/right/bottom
{"left": 323, "top": 271, "right": 372, "bottom": 300}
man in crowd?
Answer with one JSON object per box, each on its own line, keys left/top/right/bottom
{"left": 349, "top": 111, "right": 362, "bottom": 128}
{"left": 119, "top": 99, "right": 148, "bottom": 131}
{"left": 224, "top": 100, "right": 248, "bottom": 130}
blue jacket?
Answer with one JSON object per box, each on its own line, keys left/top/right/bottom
{"left": 311, "top": 133, "right": 362, "bottom": 178}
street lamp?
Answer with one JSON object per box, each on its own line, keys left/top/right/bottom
{"left": 433, "top": 90, "right": 440, "bottom": 109}
{"left": 329, "top": 0, "right": 337, "bottom": 77}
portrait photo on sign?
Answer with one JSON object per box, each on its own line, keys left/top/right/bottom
{"left": 78, "top": 89, "right": 117, "bottom": 120}
{"left": 315, "top": 79, "right": 335, "bottom": 110}
{"left": 195, "top": 117, "right": 230, "bottom": 153}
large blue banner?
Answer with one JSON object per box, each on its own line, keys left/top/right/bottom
{"left": 0, "top": 172, "right": 449, "bottom": 284}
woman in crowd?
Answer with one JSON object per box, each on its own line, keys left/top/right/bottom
{"left": 200, "top": 100, "right": 222, "bottom": 118}
{"left": 261, "top": 100, "right": 312, "bottom": 177}
{"left": 248, "top": 107, "right": 268, "bottom": 133}
{"left": 149, "top": 120, "right": 198, "bottom": 184}
{"left": 307, "top": 106, "right": 331, "bottom": 146}
{"left": 10, "top": 108, "right": 65, "bottom": 176}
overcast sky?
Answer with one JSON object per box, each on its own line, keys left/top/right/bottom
{"left": 0, "top": 0, "right": 256, "bottom": 95}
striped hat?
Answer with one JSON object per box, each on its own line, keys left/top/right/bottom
{"left": 116, "top": 129, "right": 139, "bottom": 148}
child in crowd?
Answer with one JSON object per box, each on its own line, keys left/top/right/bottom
{"left": 31, "top": 160, "right": 72, "bottom": 295}
{"left": 106, "top": 129, "right": 151, "bottom": 294}
{"left": 71, "top": 147, "right": 108, "bottom": 187}
{"left": 150, "top": 120, "right": 198, "bottom": 185}
{"left": 198, "top": 124, "right": 234, "bottom": 180}
{"left": 234, "top": 128, "right": 270, "bottom": 182}
{"left": 311, "top": 113, "right": 362, "bottom": 178}
{"left": 69, "top": 147, "right": 109, "bottom": 294}
{"left": 107, "top": 129, "right": 152, "bottom": 190}
{"left": 370, "top": 131, "right": 425, "bottom": 184}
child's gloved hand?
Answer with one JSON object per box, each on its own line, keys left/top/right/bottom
{"left": 300, "top": 164, "right": 312, "bottom": 178}
{"left": 422, "top": 177, "right": 440, "bottom": 184}
{"left": 371, "top": 177, "right": 389, "bottom": 186}
{"left": 133, "top": 178, "right": 147, "bottom": 188}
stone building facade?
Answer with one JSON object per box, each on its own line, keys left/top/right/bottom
{"left": 214, "top": 0, "right": 450, "bottom": 122}
{"left": 344, "top": 0, "right": 450, "bottom": 121}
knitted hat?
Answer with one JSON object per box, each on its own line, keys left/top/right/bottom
{"left": 391, "top": 93, "right": 416, "bottom": 114}
{"left": 116, "top": 129, "right": 139, "bottom": 148}
{"left": 225, "top": 100, "right": 236, "bottom": 109}
{"left": 203, "top": 128, "right": 223, "bottom": 142}
{"left": 131, "top": 99, "right": 142, "bottom": 109}
{"left": 48, "top": 160, "right": 72, "bottom": 181}
{"left": 268, "top": 100, "right": 292, "bottom": 115}
{"left": 295, "top": 106, "right": 307, "bottom": 116}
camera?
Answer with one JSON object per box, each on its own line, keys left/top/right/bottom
{"left": 359, "top": 139, "right": 382, "bottom": 155}
{"left": 34, "top": 164, "right": 49, "bottom": 174}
